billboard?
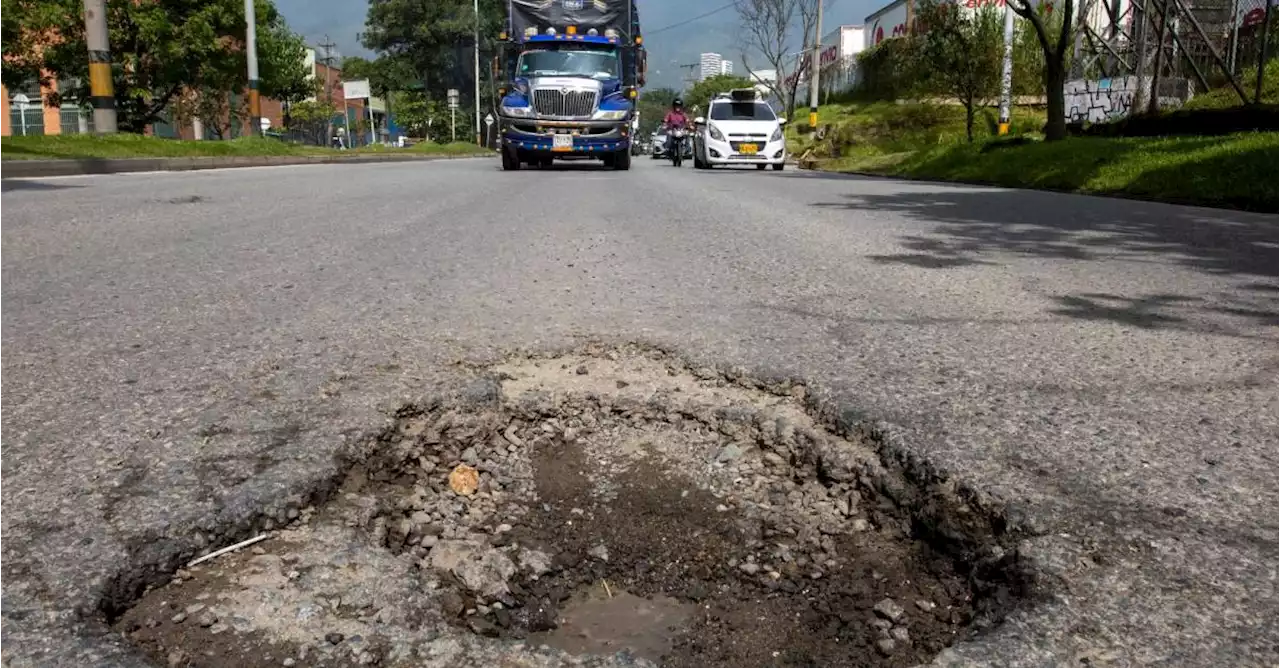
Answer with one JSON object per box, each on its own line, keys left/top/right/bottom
{"left": 343, "top": 79, "right": 371, "bottom": 100}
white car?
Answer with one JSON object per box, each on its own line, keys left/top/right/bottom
{"left": 692, "top": 89, "right": 787, "bottom": 170}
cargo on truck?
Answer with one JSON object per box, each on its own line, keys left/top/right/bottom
{"left": 494, "top": 0, "right": 647, "bottom": 170}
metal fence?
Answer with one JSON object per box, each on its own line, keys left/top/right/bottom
{"left": 1071, "top": 0, "right": 1275, "bottom": 107}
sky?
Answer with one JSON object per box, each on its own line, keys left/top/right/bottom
{"left": 274, "top": 0, "right": 886, "bottom": 89}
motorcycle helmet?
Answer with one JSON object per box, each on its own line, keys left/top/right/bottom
{"left": 672, "top": 97, "right": 684, "bottom": 109}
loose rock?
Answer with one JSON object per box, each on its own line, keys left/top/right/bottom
{"left": 874, "top": 598, "right": 906, "bottom": 622}
{"left": 876, "top": 638, "right": 897, "bottom": 656}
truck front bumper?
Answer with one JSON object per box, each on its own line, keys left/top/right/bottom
{"left": 501, "top": 118, "right": 630, "bottom": 155}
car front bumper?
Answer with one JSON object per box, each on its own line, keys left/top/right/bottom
{"left": 701, "top": 137, "right": 787, "bottom": 165}
{"left": 501, "top": 118, "right": 630, "bottom": 155}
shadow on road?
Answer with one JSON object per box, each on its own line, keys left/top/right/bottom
{"left": 810, "top": 188, "right": 1278, "bottom": 336}
{"left": 1, "top": 179, "right": 84, "bottom": 192}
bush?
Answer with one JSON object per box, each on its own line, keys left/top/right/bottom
{"left": 856, "top": 38, "right": 926, "bottom": 101}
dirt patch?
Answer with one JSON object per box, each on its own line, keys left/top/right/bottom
{"left": 116, "top": 346, "right": 1024, "bottom": 667}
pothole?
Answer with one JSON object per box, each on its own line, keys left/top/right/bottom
{"left": 114, "top": 346, "right": 1029, "bottom": 667}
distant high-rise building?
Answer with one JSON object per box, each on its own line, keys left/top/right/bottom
{"left": 720, "top": 60, "right": 734, "bottom": 75}
{"left": 698, "top": 53, "right": 724, "bottom": 81}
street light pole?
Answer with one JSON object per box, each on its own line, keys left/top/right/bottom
{"left": 244, "top": 0, "right": 262, "bottom": 136}
{"left": 82, "top": 0, "right": 117, "bottom": 133}
{"left": 998, "top": 1, "right": 1015, "bottom": 135}
{"left": 807, "top": 0, "right": 823, "bottom": 133}
{"left": 474, "top": 0, "right": 482, "bottom": 146}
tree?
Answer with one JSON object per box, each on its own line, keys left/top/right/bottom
{"left": 917, "top": 0, "right": 1003, "bottom": 142}
{"left": 1009, "top": 0, "right": 1075, "bottom": 140}
{"left": 685, "top": 74, "right": 757, "bottom": 114}
{"left": 361, "top": 0, "right": 504, "bottom": 104}
{"left": 736, "top": 0, "right": 818, "bottom": 121}
{"left": 1, "top": 0, "right": 310, "bottom": 132}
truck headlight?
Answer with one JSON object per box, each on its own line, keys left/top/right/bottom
{"left": 592, "top": 109, "right": 628, "bottom": 121}
{"left": 709, "top": 123, "right": 725, "bottom": 141}
{"left": 770, "top": 125, "right": 783, "bottom": 142}
{"left": 501, "top": 105, "right": 532, "bottom": 118}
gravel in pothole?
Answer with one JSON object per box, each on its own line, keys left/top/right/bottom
{"left": 116, "top": 348, "right": 1002, "bottom": 668}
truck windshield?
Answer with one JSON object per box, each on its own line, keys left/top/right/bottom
{"left": 710, "top": 102, "right": 777, "bottom": 121}
{"left": 518, "top": 48, "right": 619, "bottom": 79}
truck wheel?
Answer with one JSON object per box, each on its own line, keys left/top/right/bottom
{"left": 501, "top": 145, "right": 520, "bottom": 171}
{"left": 614, "top": 149, "right": 631, "bottom": 171}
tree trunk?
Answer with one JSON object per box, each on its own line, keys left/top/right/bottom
{"left": 1043, "top": 60, "right": 1067, "bottom": 140}
{"left": 965, "top": 99, "right": 975, "bottom": 142}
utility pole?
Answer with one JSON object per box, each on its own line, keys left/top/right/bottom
{"left": 807, "top": 0, "right": 823, "bottom": 133}
{"left": 82, "top": 0, "right": 117, "bottom": 133}
{"left": 474, "top": 0, "right": 482, "bottom": 145}
{"left": 244, "top": 0, "right": 261, "bottom": 136}
{"left": 998, "top": 1, "right": 1015, "bottom": 135}
{"left": 319, "top": 35, "right": 337, "bottom": 146}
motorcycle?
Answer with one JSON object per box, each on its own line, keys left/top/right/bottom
{"left": 668, "top": 127, "right": 688, "bottom": 167}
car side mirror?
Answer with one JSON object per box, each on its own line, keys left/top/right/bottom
{"left": 694, "top": 117, "right": 705, "bottom": 125}
{"left": 777, "top": 118, "right": 788, "bottom": 126}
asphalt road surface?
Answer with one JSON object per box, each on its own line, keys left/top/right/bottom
{"left": 3, "top": 157, "right": 1276, "bottom": 667}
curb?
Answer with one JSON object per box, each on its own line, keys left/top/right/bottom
{"left": 0, "top": 152, "right": 494, "bottom": 179}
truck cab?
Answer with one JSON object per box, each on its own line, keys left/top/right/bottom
{"left": 496, "top": 1, "right": 645, "bottom": 171}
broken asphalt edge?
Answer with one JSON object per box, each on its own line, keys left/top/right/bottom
{"left": 0, "top": 340, "right": 1062, "bottom": 668}
{"left": 0, "top": 152, "right": 495, "bottom": 179}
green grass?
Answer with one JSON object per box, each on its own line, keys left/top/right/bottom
{"left": 1183, "top": 59, "right": 1278, "bottom": 110}
{"left": 0, "top": 133, "right": 488, "bottom": 161}
{"left": 790, "top": 92, "right": 1278, "bottom": 211}
{"left": 889, "top": 132, "right": 1278, "bottom": 211}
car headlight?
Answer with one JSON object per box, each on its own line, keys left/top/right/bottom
{"left": 770, "top": 125, "right": 783, "bottom": 142}
{"left": 708, "top": 123, "right": 725, "bottom": 141}
{"left": 592, "top": 109, "right": 629, "bottom": 121}
{"left": 501, "top": 104, "right": 532, "bottom": 118}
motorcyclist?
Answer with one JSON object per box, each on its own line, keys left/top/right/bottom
{"left": 661, "top": 98, "right": 692, "bottom": 155}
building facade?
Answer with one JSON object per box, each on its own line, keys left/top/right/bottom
{"left": 699, "top": 53, "right": 735, "bottom": 81}
{"left": 2, "top": 76, "right": 95, "bottom": 137}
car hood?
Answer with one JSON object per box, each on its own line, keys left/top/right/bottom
{"left": 705, "top": 119, "right": 778, "bottom": 135}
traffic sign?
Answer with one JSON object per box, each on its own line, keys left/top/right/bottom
{"left": 12, "top": 93, "right": 30, "bottom": 111}
{"left": 484, "top": 113, "right": 495, "bottom": 126}
{"left": 259, "top": 117, "right": 272, "bottom": 132}
{"left": 447, "top": 89, "right": 460, "bottom": 110}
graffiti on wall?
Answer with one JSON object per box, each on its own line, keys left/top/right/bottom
{"left": 1064, "top": 77, "right": 1143, "bottom": 123}
{"left": 1064, "top": 76, "right": 1192, "bottom": 123}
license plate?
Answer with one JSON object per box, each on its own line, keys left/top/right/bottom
{"left": 552, "top": 134, "right": 574, "bottom": 151}
{"left": 738, "top": 143, "right": 758, "bottom": 155}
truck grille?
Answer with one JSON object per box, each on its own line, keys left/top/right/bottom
{"left": 533, "top": 89, "right": 597, "bottom": 118}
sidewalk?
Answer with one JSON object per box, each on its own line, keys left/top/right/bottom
{"left": 0, "top": 151, "right": 493, "bottom": 179}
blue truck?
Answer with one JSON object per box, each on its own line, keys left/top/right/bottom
{"left": 496, "top": 0, "right": 646, "bottom": 170}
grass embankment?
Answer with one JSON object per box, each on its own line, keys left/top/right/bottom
{"left": 0, "top": 133, "right": 486, "bottom": 161}
{"left": 792, "top": 63, "right": 1278, "bottom": 212}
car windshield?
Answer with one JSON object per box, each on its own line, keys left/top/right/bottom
{"left": 518, "top": 48, "right": 619, "bottom": 79}
{"left": 709, "top": 101, "right": 777, "bottom": 121}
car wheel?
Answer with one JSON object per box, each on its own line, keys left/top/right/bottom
{"left": 614, "top": 149, "right": 631, "bottom": 170}
{"left": 501, "top": 145, "right": 520, "bottom": 171}
{"left": 772, "top": 163, "right": 785, "bottom": 171}
{"left": 756, "top": 164, "right": 767, "bottom": 170}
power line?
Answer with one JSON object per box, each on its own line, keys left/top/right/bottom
{"left": 647, "top": 1, "right": 738, "bottom": 35}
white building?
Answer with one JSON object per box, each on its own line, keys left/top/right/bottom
{"left": 699, "top": 53, "right": 728, "bottom": 80}
{"left": 720, "top": 60, "right": 734, "bottom": 75}
{"left": 785, "top": 25, "right": 866, "bottom": 96}
{"left": 864, "top": 0, "right": 1128, "bottom": 51}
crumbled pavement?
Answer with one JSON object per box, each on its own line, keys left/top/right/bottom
{"left": 3, "top": 161, "right": 1275, "bottom": 666}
